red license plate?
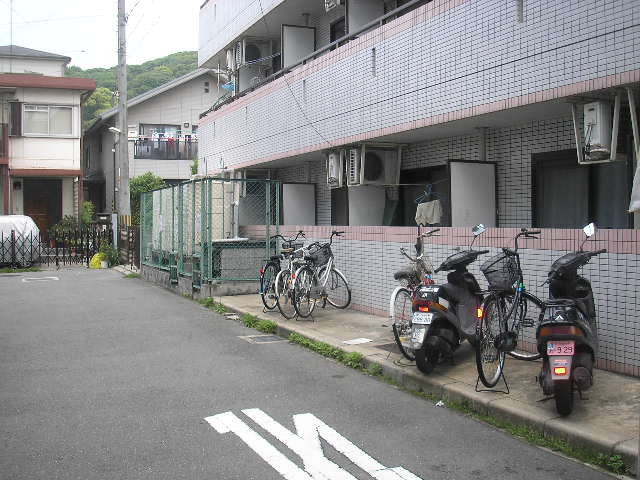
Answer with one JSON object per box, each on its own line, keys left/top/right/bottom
{"left": 547, "top": 341, "right": 575, "bottom": 356}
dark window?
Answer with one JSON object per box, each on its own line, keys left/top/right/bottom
{"left": 330, "top": 17, "right": 346, "bottom": 49}
{"left": 532, "top": 149, "right": 633, "bottom": 228}
{"left": 9, "top": 102, "right": 21, "bottom": 136}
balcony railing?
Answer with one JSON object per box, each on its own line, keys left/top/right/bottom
{"left": 200, "top": 0, "right": 429, "bottom": 118}
{"left": 133, "top": 138, "right": 198, "bottom": 160}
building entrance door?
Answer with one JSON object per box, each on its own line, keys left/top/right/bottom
{"left": 23, "top": 178, "right": 62, "bottom": 236}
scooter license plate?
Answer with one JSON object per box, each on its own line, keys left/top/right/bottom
{"left": 547, "top": 341, "right": 575, "bottom": 356}
{"left": 411, "top": 328, "right": 427, "bottom": 344}
{"left": 412, "top": 312, "right": 433, "bottom": 325}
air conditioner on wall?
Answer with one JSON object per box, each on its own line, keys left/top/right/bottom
{"left": 346, "top": 143, "right": 402, "bottom": 187}
{"left": 326, "top": 150, "right": 345, "bottom": 189}
{"left": 325, "top": 0, "right": 345, "bottom": 12}
{"left": 240, "top": 37, "right": 273, "bottom": 67}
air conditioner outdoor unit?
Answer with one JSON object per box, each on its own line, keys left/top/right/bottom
{"left": 241, "top": 37, "right": 273, "bottom": 67}
{"left": 346, "top": 144, "right": 402, "bottom": 187}
{"left": 325, "top": 0, "right": 345, "bottom": 12}
{"left": 326, "top": 150, "right": 344, "bottom": 189}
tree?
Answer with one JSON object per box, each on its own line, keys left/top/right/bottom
{"left": 130, "top": 172, "right": 167, "bottom": 225}
{"left": 82, "top": 87, "right": 114, "bottom": 129}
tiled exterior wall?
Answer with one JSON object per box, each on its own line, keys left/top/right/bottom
{"left": 199, "top": 0, "right": 640, "bottom": 172}
{"left": 242, "top": 224, "right": 640, "bottom": 377}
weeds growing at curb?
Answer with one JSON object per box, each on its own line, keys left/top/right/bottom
{"left": 286, "top": 331, "right": 629, "bottom": 476}
{"left": 199, "top": 297, "right": 228, "bottom": 314}
{"left": 0, "top": 267, "right": 41, "bottom": 274}
{"left": 124, "top": 273, "right": 140, "bottom": 279}
{"left": 241, "top": 314, "right": 277, "bottom": 333}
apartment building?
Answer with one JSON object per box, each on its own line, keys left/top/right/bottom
{"left": 193, "top": 0, "right": 640, "bottom": 375}
{"left": 0, "top": 45, "right": 95, "bottom": 233}
{"left": 83, "top": 68, "right": 225, "bottom": 212}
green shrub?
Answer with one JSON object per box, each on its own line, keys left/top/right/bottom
{"left": 81, "top": 201, "right": 95, "bottom": 225}
{"left": 99, "top": 242, "right": 119, "bottom": 267}
{"left": 199, "top": 297, "right": 228, "bottom": 314}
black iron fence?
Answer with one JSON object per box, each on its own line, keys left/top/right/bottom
{"left": 0, "top": 225, "right": 113, "bottom": 268}
{"left": 133, "top": 138, "right": 197, "bottom": 160}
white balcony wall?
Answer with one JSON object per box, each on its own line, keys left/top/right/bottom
{"left": 198, "top": 0, "right": 285, "bottom": 67}
{"left": 199, "top": 0, "right": 640, "bottom": 171}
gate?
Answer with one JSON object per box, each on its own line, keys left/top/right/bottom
{"left": 0, "top": 224, "right": 114, "bottom": 268}
{"left": 119, "top": 225, "right": 140, "bottom": 268}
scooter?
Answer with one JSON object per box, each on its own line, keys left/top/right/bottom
{"left": 410, "top": 224, "right": 489, "bottom": 374}
{"left": 536, "top": 223, "right": 606, "bottom": 415}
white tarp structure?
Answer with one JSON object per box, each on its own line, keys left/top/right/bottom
{"left": 0, "top": 215, "right": 41, "bottom": 265}
{"left": 627, "top": 87, "right": 640, "bottom": 213}
{"left": 631, "top": 164, "right": 640, "bottom": 212}
{"left": 0, "top": 215, "right": 40, "bottom": 238}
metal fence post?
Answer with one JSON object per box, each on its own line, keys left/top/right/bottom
{"left": 10, "top": 229, "right": 16, "bottom": 267}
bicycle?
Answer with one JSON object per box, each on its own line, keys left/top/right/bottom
{"left": 273, "top": 241, "right": 317, "bottom": 319}
{"left": 292, "top": 231, "right": 351, "bottom": 318}
{"left": 476, "top": 228, "right": 544, "bottom": 388}
{"left": 259, "top": 231, "right": 305, "bottom": 311}
{"left": 389, "top": 227, "right": 439, "bottom": 361}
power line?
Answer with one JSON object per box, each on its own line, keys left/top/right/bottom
{"left": 0, "top": 14, "right": 109, "bottom": 26}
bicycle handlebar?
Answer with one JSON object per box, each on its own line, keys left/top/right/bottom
{"left": 421, "top": 228, "right": 440, "bottom": 237}
{"left": 400, "top": 247, "right": 417, "bottom": 263}
{"left": 477, "top": 250, "right": 490, "bottom": 255}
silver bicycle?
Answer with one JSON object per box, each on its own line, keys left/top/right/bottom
{"left": 273, "top": 241, "right": 314, "bottom": 319}
{"left": 292, "top": 231, "right": 351, "bottom": 318}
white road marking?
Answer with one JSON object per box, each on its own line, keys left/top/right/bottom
{"left": 205, "top": 409, "right": 424, "bottom": 480}
{"left": 21, "top": 276, "right": 59, "bottom": 283}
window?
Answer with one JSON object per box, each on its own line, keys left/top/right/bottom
{"left": 23, "top": 105, "right": 73, "bottom": 136}
{"left": 139, "top": 123, "right": 181, "bottom": 138}
{"left": 330, "top": 17, "right": 346, "bottom": 49}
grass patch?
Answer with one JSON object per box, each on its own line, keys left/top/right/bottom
{"left": 124, "top": 273, "right": 140, "bottom": 279}
{"left": 198, "top": 297, "right": 228, "bottom": 314}
{"left": 288, "top": 332, "right": 364, "bottom": 370}
{"left": 0, "top": 267, "right": 41, "bottom": 274}
{"left": 241, "top": 314, "right": 277, "bottom": 333}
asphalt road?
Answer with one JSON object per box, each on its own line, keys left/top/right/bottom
{"left": 0, "top": 269, "right": 612, "bottom": 480}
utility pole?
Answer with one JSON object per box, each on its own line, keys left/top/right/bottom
{"left": 117, "top": 0, "right": 131, "bottom": 216}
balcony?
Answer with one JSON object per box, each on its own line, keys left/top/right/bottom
{"left": 133, "top": 138, "right": 198, "bottom": 161}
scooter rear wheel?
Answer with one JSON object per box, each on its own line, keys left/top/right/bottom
{"left": 415, "top": 335, "right": 445, "bottom": 375}
{"left": 554, "top": 380, "right": 574, "bottom": 415}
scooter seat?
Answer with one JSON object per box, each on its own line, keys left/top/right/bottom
{"left": 545, "top": 298, "right": 590, "bottom": 319}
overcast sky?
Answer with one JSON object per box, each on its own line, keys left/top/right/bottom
{"left": 0, "top": 0, "right": 202, "bottom": 69}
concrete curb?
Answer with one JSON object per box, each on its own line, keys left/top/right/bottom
{"left": 218, "top": 301, "right": 638, "bottom": 474}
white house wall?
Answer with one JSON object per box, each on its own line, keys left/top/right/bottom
{"left": 199, "top": 0, "right": 640, "bottom": 171}
{"left": 0, "top": 57, "right": 65, "bottom": 76}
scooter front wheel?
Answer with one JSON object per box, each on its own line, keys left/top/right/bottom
{"left": 554, "top": 380, "right": 574, "bottom": 415}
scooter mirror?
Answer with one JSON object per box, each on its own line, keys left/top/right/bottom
{"left": 583, "top": 223, "right": 596, "bottom": 238}
{"left": 472, "top": 224, "right": 486, "bottom": 237}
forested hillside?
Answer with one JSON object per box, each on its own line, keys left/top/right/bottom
{"left": 67, "top": 51, "right": 197, "bottom": 128}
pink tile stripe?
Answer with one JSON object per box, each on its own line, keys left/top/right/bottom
{"left": 239, "top": 225, "right": 639, "bottom": 255}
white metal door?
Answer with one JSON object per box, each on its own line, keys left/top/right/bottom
{"left": 450, "top": 161, "right": 496, "bottom": 227}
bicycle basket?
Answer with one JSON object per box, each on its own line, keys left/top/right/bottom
{"left": 480, "top": 253, "right": 518, "bottom": 290}
{"left": 310, "top": 244, "right": 332, "bottom": 266}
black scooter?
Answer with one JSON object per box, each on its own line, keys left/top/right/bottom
{"left": 537, "top": 223, "right": 606, "bottom": 415}
{"left": 410, "top": 224, "right": 489, "bottom": 374}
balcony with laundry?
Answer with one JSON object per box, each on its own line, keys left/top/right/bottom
{"left": 133, "top": 124, "right": 198, "bottom": 161}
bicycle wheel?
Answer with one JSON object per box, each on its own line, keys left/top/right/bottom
{"left": 260, "top": 261, "right": 279, "bottom": 311}
{"left": 275, "top": 269, "right": 297, "bottom": 319}
{"left": 476, "top": 294, "right": 506, "bottom": 388}
{"left": 391, "top": 287, "right": 415, "bottom": 361}
{"left": 506, "top": 291, "right": 543, "bottom": 361}
{"left": 319, "top": 266, "right": 351, "bottom": 309}
{"left": 293, "top": 265, "right": 318, "bottom": 318}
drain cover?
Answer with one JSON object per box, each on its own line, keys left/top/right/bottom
{"left": 239, "top": 335, "right": 286, "bottom": 344}
{"left": 375, "top": 343, "right": 401, "bottom": 354}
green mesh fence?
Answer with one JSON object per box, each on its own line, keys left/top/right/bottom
{"left": 140, "top": 178, "right": 280, "bottom": 282}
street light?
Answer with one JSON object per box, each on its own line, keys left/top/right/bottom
{"left": 108, "top": 127, "right": 121, "bottom": 213}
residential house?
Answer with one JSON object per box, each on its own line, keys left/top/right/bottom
{"left": 0, "top": 45, "right": 95, "bottom": 233}
{"left": 194, "top": 0, "right": 640, "bottom": 376}
{"left": 83, "top": 68, "right": 226, "bottom": 212}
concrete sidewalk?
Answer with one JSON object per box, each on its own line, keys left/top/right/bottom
{"left": 219, "top": 294, "right": 639, "bottom": 473}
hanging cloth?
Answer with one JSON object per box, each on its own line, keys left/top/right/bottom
{"left": 415, "top": 199, "right": 443, "bottom": 226}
